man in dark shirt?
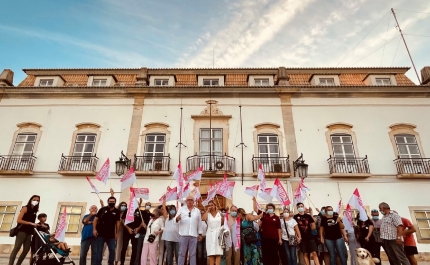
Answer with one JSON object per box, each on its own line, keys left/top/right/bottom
{"left": 258, "top": 203, "right": 282, "bottom": 265}
{"left": 294, "top": 202, "right": 320, "bottom": 265}
{"left": 93, "top": 197, "right": 120, "bottom": 265}
{"left": 134, "top": 201, "right": 153, "bottom": 265}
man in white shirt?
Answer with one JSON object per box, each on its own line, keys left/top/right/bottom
{"left": 176, "top": 196, "right": 203, "bottom": 265}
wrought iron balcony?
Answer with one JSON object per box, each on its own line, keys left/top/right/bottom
{"left": 134, "top": 155, "right": 171, "bottom": 175}
{"left": 58, "top": 154, "right": 99, "bottom": 175}
{"left": 0, "top": 154, "right": 37, "bottom": 174}
{"left": 327, "top": 155, "right": 371, "bottom": 177}
{"left": 252, "top": 156, "right": 291, "bottom": 176}
{"left": 394, "top": 157, "right": 430, "bottom": 176}
{"left": 186, "top": 154, "right": 235, "bottom": 176}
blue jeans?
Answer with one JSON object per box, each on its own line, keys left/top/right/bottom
{"left": 80, "top": 237, "right": 97, "bottom": 265}
{"left": 324, "top": 238, "right": 348, "bottom": 265}
{"left": 165, "top": 241, "right": 179, "bottom": 265}
{"left": 134, "top": 233, "right": 146, "bottom": 265}
{"left": 95, "top": 237, "right": 116, "bottom": 265}
{"left": 282, "top": 239, "right": 297, "bottom": 265}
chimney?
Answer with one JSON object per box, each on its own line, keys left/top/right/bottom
{"left": 0, "top": 69, "right": 14, "bottom": 86}
{"left": 421, "top": 66, "right": 430, "bottom": 85}
{"left": 277, "top": 67, "right": 290, "bottom": 86}
{"left": 135, "top": 67, "right": 148, "bottom": 86}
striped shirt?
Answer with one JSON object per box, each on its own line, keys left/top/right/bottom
{"left": 380, "top": 211, "right": 403, "bottom": 240}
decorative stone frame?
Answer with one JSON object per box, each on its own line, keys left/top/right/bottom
{"left": 388, "top": 123, "right": 425, "bottom": 158}
{"left": 408, "top": 206, "right": 430, "bottom": 244}
{"left": 325, "top": 123, "right": 360, "bottom": 157}
{"left": 253, "top": 123, "right": 285, "bottom": 157}
{"left": 67, "top": 123, "right": 102, "bottom": 156}
{"left": 52, "top": 202, "right": 87, "bottom": 238}
{"left": 0, "top": 201, "right": 22, "bottom": 236}
{"left": 140, "top": 122, "right": 171, "bottom": 156}
{"left": 8, "top": 122, "right": 43, "bottom": 155}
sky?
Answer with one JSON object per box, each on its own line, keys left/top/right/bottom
{"left": 0, "top": 0, "right": 429, "bottom": 85}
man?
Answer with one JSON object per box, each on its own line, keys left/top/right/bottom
{"left": 176, "top": 195, "right": 203, "bottom": 265}
{"left": 80, "top": 205, "right": 98, "bottom": 265}
{"left": 379, "top": 202, "right": 410, "bottom": 265}
{"left": 258, "top": 203, "right": 282, "bottom": 265}
{"left": 371, "top": 209, "right": 386, "bottom": 265}
{"left": 395, "top": 211, "right": 418, "bottom": 265}
{"left": 93, "top": 198, "right": 120, "bottom": 265}
{"left": 134, "top": 201, "right": 154, "bottom": 265}
{"left": 225, "top": 205, "right": 240, "bottom": 265}
{"left": 294, "top": 202, "right": 320, "bottom": 265}
{"left": 197, "top": 209, "right": 207, "bottom": 265}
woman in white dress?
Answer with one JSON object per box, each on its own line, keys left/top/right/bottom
{"left": 202, "top": 201, "right": 224, "bottom": 265}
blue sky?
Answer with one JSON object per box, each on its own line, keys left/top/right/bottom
{"left": 0, "top": 0, "right": 429, "bottom": 84}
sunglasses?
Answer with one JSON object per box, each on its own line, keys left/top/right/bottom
{"left": 189, "top": 212, "right": 191, "bottom": 217}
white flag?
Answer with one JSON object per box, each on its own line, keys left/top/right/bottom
{"left": 270, "top": 178, "right": 291, "bottom": 206}
{"left": 86, "top": 176, "right": 100, "bottom": 194}
{"left": 216, "top": 173, "right": 233, "bottom": 200}
{"left": 258, "top": 187, "right": 273, "bottom": 202}
{"left": 55, "top": 207, "right": 67, "bottom": 242}
{"left": 130, "top": 187, "right": 149, "bottom": 200}
{"left": 348, "top": 188, "right": 368, "bottom": 221}
{"left": 257, "top": 164, "right": 266, "bottom": 191}
{"left": 120, "top": 167, "right": 137, "bottom": 190}
{"left": 336, "top": 200, "right": 342, "bottom": 213}
{"left": 182, "top": 183, "right": 191, "bottom": 199}
{"left": 96, "top": 158, "right": 110, "bottom": 184}
{"left": 202, "top": 184, "right": 217, "bottom": 206}
{"left": 342, "top": 204, "right": 354, "bottom": 231}
{"left": 184, "top": 166, "right": 203, "bottom": 184}
{"left": 125, "top": 191, "right": 138, "bottom": 225}
{"left": 193, "top": 187, "right": 201, "bottom": 202}
{"left": 244, "top": 185, "right": 259, "bottom": 197}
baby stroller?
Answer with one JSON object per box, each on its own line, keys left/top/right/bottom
{"left": 32, "top": 228, "right": 75, "bottom": 265}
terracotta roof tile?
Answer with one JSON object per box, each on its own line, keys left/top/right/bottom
{"left": 225, "top": 74, "right": 247, "bottom": 86}
{"left": 62, "top": 75, "right": 88, "bottom": 86}
{"left": 115, "top": 74, "right": 137, "bottom": 85}
{"left": 18, "top": 75, "right": 36, "bottom": 86}
{"left": 176, "top": 74, "right": 197, "bottom": 86}
{"left": 395, "top": 74, "right": 415, "bottom": 86}
{"left": 289, "top": 74, "right": 312, "bottom": 85}
{"left": 339, "top": 74, "right": 366, "bottom": 86}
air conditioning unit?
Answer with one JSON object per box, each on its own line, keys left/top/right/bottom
{"left": 120, "top": 83, "right": 125, "bottom": 87}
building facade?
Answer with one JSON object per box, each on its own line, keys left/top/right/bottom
{"left": 0, "top": 66, "right": 429, "bottom": 258}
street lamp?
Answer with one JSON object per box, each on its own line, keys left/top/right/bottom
{"left": 115, "top": 150, "right": 131, "bottom": 176}
{"left": 293, "top": 153, "right": 308, "bottom": 179}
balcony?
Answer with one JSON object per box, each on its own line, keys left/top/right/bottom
{"left": 0, "top": 155, "right": 37, "bottom": 175}
{"left": 133, "top": 155, "right": 171, "bottom": 176}
{"left": 252, "top": 156, "right": 291, "bottom": 178}
{"left": 327, "top": 156, "right": 371, "bottom": 178}
{"left": 58, "top": 154, "right": 99, "bottom": 176}
{"left": 394, "top": 157, "right": 430, "bottom": 179}
{"left": 186, "top": 154, "right": 236, "bottom": 177}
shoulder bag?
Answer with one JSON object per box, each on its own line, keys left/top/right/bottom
{"left": 9, "top": 225, "right": 22, "bottom": 237}
{"left": 243, "top": 221, "right": 259, "bottom": 244}
{"left": 147, "top": 219, "right": 156, "bottom": 243}
{"left": 283, "top": 219, "right": 298, "bottom": 246}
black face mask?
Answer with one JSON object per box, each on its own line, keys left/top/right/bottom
{"left": 108, "top": 203, "right": 115, "bottom": 208}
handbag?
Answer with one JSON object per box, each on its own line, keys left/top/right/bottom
{"left": 243, "top": 225, "right": 259, "bottom": 244}
{"left": 9, "top": 225, "right": 22, "bottom": 237}
{"left": 283, "top": 219, "right": 298, "bottom": 246}
{"left": 147, "top": 220, "right": 156, "bottom": 243}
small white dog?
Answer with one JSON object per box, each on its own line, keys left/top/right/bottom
{"left": 355, "top": 248, "right": 380, "bottom": 265}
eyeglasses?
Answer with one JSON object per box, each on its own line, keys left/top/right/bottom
{"left": 189, "top": 212, "right": 191, "bottom": 217}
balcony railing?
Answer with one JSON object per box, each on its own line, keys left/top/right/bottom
{"left": 0, "top": 154, "right": 37, "bottom": 172}
{"left": 186, "top": 154, "right": 235, "bottom": 173}
{"left": 327, "top": 156, "right": 370, "bottom": 174}
{"left": 252, "top": 156, "right": 290, "bottom": 174}
{"left": 394, "top": 157, "right": 430, "bottom": 174}
{"left": 134, "top": 155, "right": 170, "bottom": 172}
{"left": 58, "top": 154, "right": 98, "bottom": 173}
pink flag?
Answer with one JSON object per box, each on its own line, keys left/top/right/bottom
{"left": 336, "top": 200, "right": 342, "bottom": 213}
{"left": 130, "top": 187, "right": 149, "bottom": 200}
{"left": 348, "top": 188, "right": 368, "bottom": 221}
{"left": 125, "top": 191, "right": 138, "bottom": 225}
{"left": 159, "top": 186, "right": 178, "bottom": 203}
{"left": 55, "top": 207, "right": 67, "bottom": 242}
{"left": 270, "top": 178, "right": 291, "bottom": 206}
{"left": 342, "top": 204, "right": 354, "bottom": 231}
{"left": 235, "top": 218, "right": 241, "bottom": 250}
{"left": 184, "top": 166, "right": 203, "bottom": 184}
{"left": 193, "top": 187, "right": 201, "bottom": 202}
{"left": 244, "top": 185, "right": 259, "bottom": 197}
{"left": 257, "top": 164, "right": 266, "bottom": 191}
{"left": 258, "top": 187, "right": 273, "bottom": 202}
{"left": 120, "top": 167, "right": 137, "bottom": 190}
{"left": 216, "top": 173, "right": 232, "bottom": 200}
{"left": 96, "top": 158, "right": 110, "bottom": 184}
{"left": 202, "top": 184, "right": 217, "bottom": 206}
{"left": 293, "top": 178, "right": 309, "bottom": 203}
{"left": 227, "top": 181, "right": 235, "bottom": 200}
{"left": 86, "top": 176, "right": 100, "bottom": 194}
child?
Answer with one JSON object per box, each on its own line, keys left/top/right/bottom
{"left": 49, "top": 234, "right": 70, "bottom": 252}
{"left": 30, "top": 213, "right": 51, "bottom": 264}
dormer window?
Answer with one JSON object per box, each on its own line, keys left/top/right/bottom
{"left": 248, "top": 75, "right": 274, "bottom": 86}
{"left": 198, "top": 76, "right": 224, "bottom": 86}
{"left": 149, "top": 76, "right": 175, "bottom": 86}
{"left": 155, "top": 79, "right": 169, "bottom": 86}
{"left": 39, "top": 79, "right": 54, "bottom": 87}
{"left": 254, "top": 79, "right": 269, "bottom": 86}
{"left": 203, "top": 79, "right": 219, "bottom": 86}
{"left": 319, "top": 78, "right": 335, "bottom": 86}
{"left": 92, "top": 79, "right": 107, "bottom": 86}
{"left": 87, "top": 76, "right": 116, "bottom": 86}
{"left": 363, "top": 75, "right": 397, "bottom": 86}
{"left": 309, "top": 75, "right": 340, "bottom": 86}
{"left": 375, "top": 78, "right": 391, "bottom": 85}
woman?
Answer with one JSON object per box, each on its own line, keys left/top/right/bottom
{"left": 116, "top": 202, "right": 127, "bottom": 265}
{"left": 281, "top": 208, "right": 301, "bottom": 265}
{"left": 162, "top": 198, "right": 180, "bottom": 265}
{"left": 202, "top": 201, "right": 223, "bottom": 265}
{"left": 319, "top": 206, "right": 348, "bottom": 265}
{"left": 9, "top": 195, "right": 40, "bottom": 265}
{"left": 237, "top": 206, "right": 263, "bottom": 265}
{"left": 140, "top": 208, "right": 164, "bottom": 265}
{"left": 258, "top": 202, "right": 282, "bottom": 265}
{"left": 356, "top": 213, "right": 376, "bottom": 258}
{"left": 316, "top": 207, "right": 330, "bottom": 265}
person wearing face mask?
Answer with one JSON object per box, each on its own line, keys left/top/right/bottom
{"left": 281, "top": 208, "right": 301, "bottom": 265}
{"left": 256, "top": 201, "right": 282, "bottom": 265}
{"left": 115, "top": 202, "right": 127, "bottom": 265}
{"left": 370, "top": 209, "right": 386, "bottom": 265}
{"left": 294, "top": 202, "right": 320, "bottom": 265}
{"left": 9, "top": 195, "right": 40, "bottom": 265}
{"left": 80, "top": 205, "right": 98, "bottom": 265}
{"left": 135, "top": 202, "right": 154, "bottom": 265}
{"left": 356, "top": 212, "right": 377, "bottom": 261}
{"left": 140, "top": 208, "right": 164, "bottom": 265}
{"left": 225, "top": 205, "right": 240, "bottom": 265}
{"left": 162, "top": 197, "right": 180, "bottom": 265}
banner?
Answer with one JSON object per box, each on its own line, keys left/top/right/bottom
{"left": 86, "top": 176, "right": 100, "bottom": 194}
{"left": 244, "top": 185, "right": 259, "bottom": 197}
{"left": 235, "top": 218, "right": 241, "bottom": 250}
{"left": 202, "top": 184, "right": 217, "bottom": 206}
{"left": 55, "top": 207, "right": 67, "bottom": 242}
{"left": 125, "top": 191, "right": 138, "bottom": 225}
{"left": 348, "top": 188, "right": 368, "bottom": 221}
{"left": 120, "top": 167, "right": 137, "bottom": 190}
{"left": 270, "top": 178, "right": 291, "bottom": 206}
{"left": 257, "top": 164, "right": 266, "bottom": 191}
{"left": 96, "top": 158, "right": 110, "bottom": 184}
{"left": 184, "top": 166, "right": 203, "bottom": 184}
{"left": 159, "top": 186, "right": 178, "bottom": 203}
{"left": 130, "top": 187, "right": 149, "bottom": 200}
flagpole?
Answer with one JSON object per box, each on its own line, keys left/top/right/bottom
{"left": 235, "top": 103, "right": 246, "bottom": 185}
{"left": 337, "top": 182, "right": 344, "bottom": 212}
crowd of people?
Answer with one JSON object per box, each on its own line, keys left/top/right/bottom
{"left": 8, "top": 195, "right": 419, "bottom": 265}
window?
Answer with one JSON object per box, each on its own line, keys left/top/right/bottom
{"left": 39, "top": 79, "right": 54, "bottom": 86}
{"left": 395, "top": 135, "right": 421, "bottom": 159}
{"left": 319, "top": 78, "right": 335, "bottom": 86}
{"left": 331, "top": 134, "right": 355, "bottom": 158}
{"left": 199, "top": 129, "right": 222, "bottom": 156}
{"left": 414, "top": 210, "right": 430, "bottom": 240}
{"left": 12, "top": 134, "right": 37, "bottom": 156}
{"left": 254, "top": 79, "right": 269, "bottom": 86}
{"left": 375, "top": 78, "right": 391, "bottom": 85}
{"left": 258, "top": 135, "right": 279, "bottom": 158}
{"left": 144, "top": 134, "right": 165, "bottom": 157}
{"left": 56, "top": 205, "right": 83, "bottom": 233}
{"left": 92, "top": 79, "right": 107, "bottom": 86}
{"left": 73, "top": 134, "right": 96, "bottom": 157}
{"left": 203, "top": 79, "right": 219, "bottom": 86}
{"left": 0, "top": 204, "right": 18, "bottom": 232}
{"left": 154, "top": 79, "right": 169, "bottom": 86}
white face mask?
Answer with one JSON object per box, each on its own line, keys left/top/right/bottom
{"left": 283, "top": 213, "right": 289, "bottom": 217}
{"left": 31, "top": 201, "right": 39, "bottom": 206}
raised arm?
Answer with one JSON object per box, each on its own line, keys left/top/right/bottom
{"left": 252, "top": 197, "right": 258, "bottom": 213}
{"left": 162, "top": 196, "right": 168, "bottom": 220}
{"left": 202, "top": 206, "right": 211, "bottom": 222}
{"left": 246, "top": 212, "right": 263, "bottom": 222}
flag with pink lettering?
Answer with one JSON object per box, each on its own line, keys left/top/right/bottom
{"left": 202, "top": 184, "right": 217, "bottom": 206}
{"left": 342, "top": 204, "right": 354, "bottom": 231}
{"left": 270, "top": 178, "right": 291, "bottom": 206}
{"left": 235, "top": 218, "right": 241, "bottom": 250}
{"left": 348, "top": 188, "right": 368, "bottom": 221}
{"left": 244, "top": 185, "right": 259, "bottom": 197}
{"left": 130, "top": 187, "right": 149, "bottom": 200}
{"left": 55, "top": 207, "right": 67, "bottom": 242}
{"left": 96, "top": 158, "right": 110, "bottom": 184}
{"left": 125, "top": 191, "right": 138, "bottom": 225}
{"left": 216, "top": 173, "right": 232, "bottom": 200}
{"left": 120, "top": 167, "right": 136, "bottom": 190}
{"left": 159, "top": 186, "right": 178, "bottom": 203}
{"left": 193, "top": 187, "right": 201, "bottom": 202}
{"left": 86, "top": 176, "right": 100, "bottom": 194}
{"left": 293, "top": 178, "right": 309, "bottom": 203}
{"left": 184, "top": 166, "right": 203, "bottom": 184}
{"left": 258, "top": 187, "right": 273, "bottom": 202}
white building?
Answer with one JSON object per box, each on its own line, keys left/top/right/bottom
{"left": 0, "top": 66, "right": 429, "bottom": 259}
